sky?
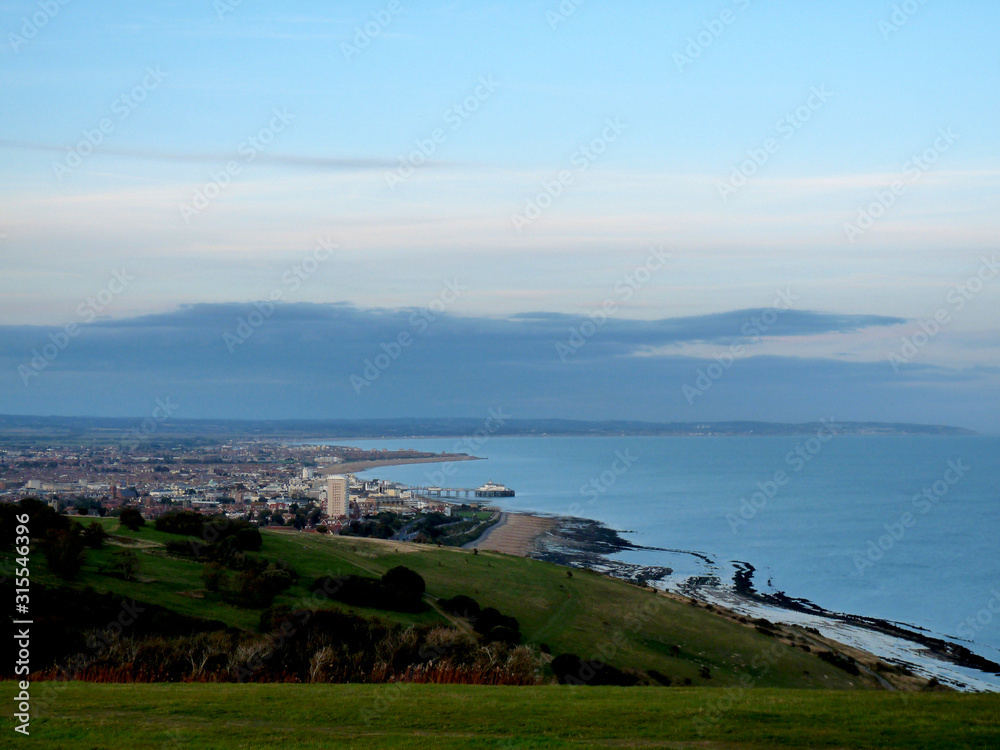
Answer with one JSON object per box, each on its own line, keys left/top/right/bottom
{"left": 1, "top": 1, "right": 998, "bottom": 430}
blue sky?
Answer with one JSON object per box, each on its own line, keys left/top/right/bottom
{"left": 1, "top": 1, "right": 998, "bottom": 429}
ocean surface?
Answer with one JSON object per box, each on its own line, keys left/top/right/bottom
{"left": 309, "top": 434, "right": 1000, "bottom": 688}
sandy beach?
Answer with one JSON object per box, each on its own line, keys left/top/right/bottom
{"left": 319, "top": 454, "right": 480, "bottom": 475}
{"left": 467, "top": 512, "right": 557, "bottom": 556}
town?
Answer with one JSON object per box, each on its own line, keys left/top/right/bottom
{"left": 0, "top": 439, "right": 513, "bottom": 545}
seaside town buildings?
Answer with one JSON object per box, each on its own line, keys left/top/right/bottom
{"left": 0, "top": 441, "right": 503, "bottom": 528}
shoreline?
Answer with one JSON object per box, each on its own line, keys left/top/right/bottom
{"left": 318, "top": 454, "right": 481, "bottom": 475}
{"left": 466, "top": 508, "right": 1000, "bottom": 692}
{"left": 464, "top": 512, "right": 558, "bottom": 555}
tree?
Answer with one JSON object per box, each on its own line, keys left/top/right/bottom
{"left": 1, "top": 498, "right": 69, "bottom": 545}
{"left": 43, "top": 529, "right": 86, "bottom": 579}
{"left": 115, "top": 549, "right": 139, "bottom": 581}
{"left": 119, "top": 507, "right": 145, "bottom": 532}
{"left": 381, "top": 566, "right": 425, "bottom": 606}
{"left": 235, "top": 527, "right": 262, "bottom": 552}
{"left": 82, "top": 521, "right": 108, "bottom": 549}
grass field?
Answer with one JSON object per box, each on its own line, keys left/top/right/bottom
{"left": 6, "top": 517, "right": 895, "bottom": 689}
{"left": 3, "top": 682, "right": 998, "bottom": 749}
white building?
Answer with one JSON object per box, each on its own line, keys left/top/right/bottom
{"left": 325, "top": 475, "right": 348, "bottom": 518}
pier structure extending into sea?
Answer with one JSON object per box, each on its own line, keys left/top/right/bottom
{"left": 409, "top": 481, "right": 515, "bottom": 498}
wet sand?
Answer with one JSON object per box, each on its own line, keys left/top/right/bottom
{"left": 467, "top": 512, "right": 557, "bottom": 556}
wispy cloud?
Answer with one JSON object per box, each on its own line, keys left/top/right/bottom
{"left": 0, "top": 140, "right": 414, "bottom": 171}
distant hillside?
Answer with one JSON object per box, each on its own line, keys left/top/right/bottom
{"left": 0, "top": 414, "right": 976, "bottom": 442}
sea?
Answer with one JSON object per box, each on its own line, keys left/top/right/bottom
{"left": 307, "top": 434, "right": 1000, "bottom": 690}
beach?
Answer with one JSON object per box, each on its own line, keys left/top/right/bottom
{"left": 466, "top": 512, "right": 558, "bottom": 556}
{"left": 319, "top": 453, "right": 480, "bottom": 475}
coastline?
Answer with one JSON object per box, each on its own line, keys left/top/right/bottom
{"left": 464, "top": 512, "right": 558, "bottom": 555}
{"left": 318, "top": 454, "right": 481, "bottom": 475}
{"left": 465, "top": 507, "right": 1000, "bottom": 692}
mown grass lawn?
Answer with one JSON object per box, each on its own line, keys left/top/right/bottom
{"left": 3, "top": 682, "right": 998, "bottom": 749}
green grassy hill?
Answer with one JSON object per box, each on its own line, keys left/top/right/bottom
{"left": 3, "top": 682, "right": 998, "bottom": 749}
{"left": 8, "top": 516, "right": 922, "bottom": 689}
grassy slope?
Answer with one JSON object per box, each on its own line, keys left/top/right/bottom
{"left": 3, "top": 682, "right": 998, "bottom": 749}
{"left": 12, "top": 519, "right": 884, "bottom": 688}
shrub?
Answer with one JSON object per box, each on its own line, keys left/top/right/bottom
{"left": 440, "top": 595, "right": 481, "bottom": 619}
{"left": 82, "top": 522, "right": 108, "bottom": 549}
{"left": 43, "top": 528, "right": 86, "bottom": 579}
{"left": 202, "top": 563, "right": 228, "bottom": 593}
{"left": 260, "top": 567, "right": 295, "bottom": 594}
{"left": 165, "top": 540, "right": 197, "bottom": 557}
{"left": 382, "top": 566, "right": 425, "bottom": 599}
{"left": 235, "top": 527, "right": 263, "bottom": 551}
{"left": 647, "top": 669, "right": 672, "bottom": 686}
{"left": 115, "top": 549, "right": 139, "bottom": 581}
{"left": 155, "top": 511, "right": 206, "bottom": 536}
{"left": 484, "top": 625, "right": 519, "bottom": 646}
{"left": 817, "top": 650, "right": 860, "bottom": 676}
{"left": 119, "top": 508, "right": 145, "bottom": 532}
{"left": 550, "top": 653, "right": 637, "bottom": 686}
{"left": 381, "top": 566, "right": 426, "bottom": 611}
{"left": 259, "top": 605, "right": 293, "bottom": 634}
{"left": 232, "top": 570, "right": 272, "bottom": 609}
{"left": 308, "top": 574, "right": 426, "bottom": 613}
{"left": 473, "top": 607, "right": 519, "bottom": 637}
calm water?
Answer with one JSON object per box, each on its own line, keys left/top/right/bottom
{"left": 311, "top": 435, "right": 1000, "bottom": 674}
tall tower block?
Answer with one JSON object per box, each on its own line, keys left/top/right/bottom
{"left": 325, "top": 475, "right": 348, "bottom": 518}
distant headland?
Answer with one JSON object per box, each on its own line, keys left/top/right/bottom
{"left": 0, "top": 414, "right": 976, "bottom": 444}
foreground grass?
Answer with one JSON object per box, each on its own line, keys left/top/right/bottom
{"left": 2, "top": 682, "right": 997, "bottom": 749}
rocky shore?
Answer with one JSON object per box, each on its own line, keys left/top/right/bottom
{"left": 472, "top": 509, "right": 1000, "bottom": 690}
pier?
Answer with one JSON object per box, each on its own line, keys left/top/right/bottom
{"left": 409, "top": 481, "right": 515, "bottom": 498}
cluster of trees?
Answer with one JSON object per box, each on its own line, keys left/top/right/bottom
{"left": 154, "top": 511, "right": 293, "bottom": 608}
{"left": 157, "top": 511, "right": 262, "bottom": 552}
{"left": 0, "top": 498, "right": 130, "bottom": 580}
{"left": 0, "top": 497, "right": 69, "bottom": 543}
{"left": 308, "top": 566, "right": 427, "bottom": 614}
{"left": 201, "top": 561, "right": 296, "bottom": 609}
{"left": 440, "top": 595, "right": 522, "bottom": 646}
{"left": 339, "top": 511, "right": 407, "bottom": 540}
{"left": 257, "top": 503, "right": 322, "bottom": 530}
